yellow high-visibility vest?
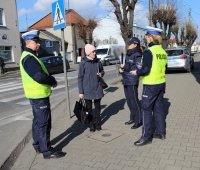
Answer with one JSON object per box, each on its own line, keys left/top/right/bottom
{"left": 142, "top": 45, "right": 167, "bottom": 85}
{"left": 20, "top": 51, "right": 51, "bottom": 99}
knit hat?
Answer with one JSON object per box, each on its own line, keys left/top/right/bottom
{"left": 85, "top": 44, "right": 96, "bottom": 56}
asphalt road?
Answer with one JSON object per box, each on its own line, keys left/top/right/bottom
{"left": 0, "top": 65, "right": 120, "bottom": 127}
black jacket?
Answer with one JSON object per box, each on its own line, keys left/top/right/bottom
{"left": 78, "top": 56, "right": 104, "bottom": 100}
{"left": 122, "top": 47, "right": 142, "bottom": 85}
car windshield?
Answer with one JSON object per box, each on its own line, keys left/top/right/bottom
{"left": 96, "top": 49, "right": 108, "bottom": 55}
{"left": 166, "top": 50, "right": 183, "bottom": 56}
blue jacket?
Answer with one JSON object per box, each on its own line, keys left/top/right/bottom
{"left": 122, "top": 47, "right": 142, "bottom": 85}
{"left": 78, "top": 56, "right": 104, "bottom": 100}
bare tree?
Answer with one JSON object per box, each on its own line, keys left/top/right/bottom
{"left": 108, "top": 0, "right": 138, "bottom": 48}
{"left": 172, "top": 20, "right": 197, "bottom": 50}
{"left": 76, "top": 19, "right": 97, "bottom": 44}
{"left": 152, "top": 0, "right": 177, "bottom": 48}
{"left": 87, "top": 19, "right": 97, "bottom": 44}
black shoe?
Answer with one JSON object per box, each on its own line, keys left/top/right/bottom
{"left": 89, "top": 123, "right": 95, "bottom": 132}
{"left": 131, "top": 123, "right": 142, "bottom": 129}
{"left": 35, "top": 148, "right": 41, "bottom": 154}
{"left": 153, "top": 133, "right": 166, "bottom": 140}
{"left": 43, "top": 151, "right": 66, "bottom": 159}
{"left": 134, "top": 138, "right": 152, "bottom": 146}
{"left": 96, "top": 126, "right": 102, "bottom": 131}
{"left": 125, "top": 120, "right": 134, "bottom": 125}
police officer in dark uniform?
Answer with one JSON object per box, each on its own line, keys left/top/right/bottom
{"left": 119, "top": 37, "right": 142, "bottom": 129}
{"left": 131, "top": 27, "right": 167, "bottom": 146}
{"left": 20, "top": 30, "right": 66, "bottom": 158}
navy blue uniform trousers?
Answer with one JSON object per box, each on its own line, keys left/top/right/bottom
{"left": 141, "top": 83, "right": 166, "bottom": 140}
{"left": 29, "top": 97, "right": 51, "bottom": 156}
{"left": 124, "top": 85, "right": 141, "bottom": 124}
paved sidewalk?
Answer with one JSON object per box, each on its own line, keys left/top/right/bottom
{"left": 11, "top": 59, "right": 200, "bottom": 170}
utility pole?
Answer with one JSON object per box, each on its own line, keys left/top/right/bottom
{"left": 148, "top": 0, "right": 153, "bottom": 26}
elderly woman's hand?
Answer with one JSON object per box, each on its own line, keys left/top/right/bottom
{"left": 79, "top": 94, "right": 84, "bottom": 99}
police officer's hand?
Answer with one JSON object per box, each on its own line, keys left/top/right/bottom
{"left": 79, "top": 94, "right": 84, "bottom": 99}
{"left": 120, "top": 64, "right": 125, "bottom": 68}
{"left": 130, "top": 70, "right": 137, "bottom": 75}
{"left": 119, "top": 68, "right": 124, "bottom": 73}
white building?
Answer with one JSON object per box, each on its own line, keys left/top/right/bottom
{"left": 133, "top": 25, "right": 147, "bottom": 43}
{"left": 0, "top": 0, "right": 21, "bottom": 68}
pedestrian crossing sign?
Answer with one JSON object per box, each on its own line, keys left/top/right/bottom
{"left": 52, "top": 0, "right": 66, "bottom": 30}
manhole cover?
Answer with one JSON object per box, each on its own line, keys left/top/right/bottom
{"left": 102, "top": 133, "right": 111, "bottom": 137}
{"left": 88, "top": 129, "right": 123, "bottom": 143}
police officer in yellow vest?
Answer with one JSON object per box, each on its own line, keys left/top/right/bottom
{"left": 20, "top": 30, "right": 66, "bottom": 158}
{"left": 131, "top": 27, "right": 167, "bottom": 146}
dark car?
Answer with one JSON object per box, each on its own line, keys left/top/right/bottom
{"left": 40, "top": 56, "right": 70, "bottom": 75}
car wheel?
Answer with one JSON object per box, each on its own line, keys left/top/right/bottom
{"left": 105, "top": 60, "right": 110, "bottom": 66}
{"left": 187, "top": 64, "right": 191, "bottom": 73}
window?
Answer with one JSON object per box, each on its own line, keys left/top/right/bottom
{"left": 0, "top": 8, "right": 5, "bottom": 26}
{"left": 45, "top": 40, "right": 53, "bottom": 47}
{"left": 0, "top": 46, "right": 12, "bottom": 62}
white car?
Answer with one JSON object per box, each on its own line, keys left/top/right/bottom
{"left": 165, "top": 47, "right": 194, "bottom": 72}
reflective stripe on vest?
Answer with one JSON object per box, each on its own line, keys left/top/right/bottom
{"left": 20, "top": 51, "right": 51, "bottom": 99}
{"left": 142, "top": 45, "right": 167, "bottom": 85}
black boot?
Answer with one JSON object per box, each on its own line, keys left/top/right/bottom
{"left": 89, "top": 123, "right": 95, "bottom": 132}
{"left": 96, "top": 122, "right": 102, "bottom": 131}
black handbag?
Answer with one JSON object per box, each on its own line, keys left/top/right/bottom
{"left": 73, "top": 99, "right": 91, "bottom": 124}
{"left": 99, "top": 77, "right": 108, "bottom": 89}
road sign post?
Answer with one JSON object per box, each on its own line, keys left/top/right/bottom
{"left": 52, "top": 0, "right": 71, "bottom": 118}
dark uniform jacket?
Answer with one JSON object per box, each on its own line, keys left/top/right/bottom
{"left": 78, "top": 56, "right": 104, "bottom": 100}
{"left": 122, "top": 47, "right": 142, "bottom": 85}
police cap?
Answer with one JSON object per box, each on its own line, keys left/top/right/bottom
{"left": 22, "top": 30, "right": 40, "bottom": 41}
{"left": 146, "top": 26, "right": 163, "bottom": 35}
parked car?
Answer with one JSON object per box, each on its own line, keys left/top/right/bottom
{"left": 40, "top": 56, "right": 70, "bottom": 75}
{"left": 165, "top": 47, "right": 194, "bottom": 72}
{"left": 96, "top": 44, "right": 124, "bottom": 66}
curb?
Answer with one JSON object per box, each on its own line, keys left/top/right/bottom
{"left": 0, "top": 97, "right": 66, "bottom": 170}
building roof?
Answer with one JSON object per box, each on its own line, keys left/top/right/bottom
{"left": 29, "top": 9, "right": 88, "bottom": 30}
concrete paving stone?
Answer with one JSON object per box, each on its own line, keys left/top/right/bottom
{"left": 143, "top": 157, "right": 160, "bottom": 164}
{"left": 175, "top": 159, "right": 192, "bottom": 168}
{"left": 105, "top": 158, "right": 121, "bottom": 164}
{"left": 181, "top": 141, "right": 195, "bottom": 147}
{"left": 178, "top": 150, "right": 193, "bottom": 157}
{"left": 93, "top": 161, "right": 110, "bottom": 169}
{"left": 163, "top": 148, "right": 178, "bottom": 154}
{"left": 148, "top": 163, "right": 166, "bottom": 170}
{"left": 184, "top": 155, "right": 200, "bottom": 162}
{"left": 159, "top": 158, "right": 175, "bottom": 166}
{"left": 168, "top": 154, "right": 185, "bottom": 161}
{"left": 172, "top": 145, "right": 187, "bottom": 152}
{"left": 82, "top": 167, "right": 100, "bottom": 170}
{"left": 80, "top": 160, "right": 96, "bottom": 167}
{"left": 106, "top": 163, "right": 124, "bottom": 170}
{"left": 164, "top": 165, "right": 182, "bottom": 170}
{"left": 193, "top": 152, "right": 200, "bottom": 157}
{"left": 118, "top": 160, "right": 135, "bottom": 167}
{"left": 67, "top": 163, "right": 85, "bottom": 170}
{"left": 192, "top": 162, "right": 200, "bottom": 168}
{"left": 134, "top": 160, "right": 150, "bottom": 169}
{"left": 122, "top": 166, "right": 139, "bottom": 170}
{"left": 182, "top": 168, "right": 200, "bottom": 170}
{"left": 154, "top": 153, "right": 169, "bottom": 159}
{"left": 92, "top": 156, "right": 107, "bottom": 163}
